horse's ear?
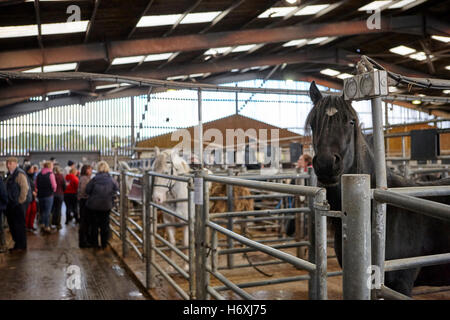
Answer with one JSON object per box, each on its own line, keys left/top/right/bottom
{"left": 309, "top": 81, "right": 322, "bottom": 105}
{"left": 154, "top": 146, "right": 160, "bottom": 156}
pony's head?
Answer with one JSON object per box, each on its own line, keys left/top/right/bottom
{"left": 152, "top": 147, "right": 190, "bottom": 204}
{"left": 306, "top": 81, "right": 362, "bottom": 186}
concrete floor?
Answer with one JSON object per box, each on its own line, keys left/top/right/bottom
{"left": 0, "top": 217, "right": 147, "bottom": 300}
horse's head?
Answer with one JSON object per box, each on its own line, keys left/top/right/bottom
{"left": 306, "top": 81, "right": 360, "bottom": 186}
{"left": 152, "top": 147, "right": 190, "bottom": 204}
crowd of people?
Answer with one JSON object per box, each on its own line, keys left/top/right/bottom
{"left": 0, "top": 157, "right": 118, "bottom": 253}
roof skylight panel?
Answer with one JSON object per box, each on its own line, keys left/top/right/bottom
{"left": 180, "top": 11, "right": 222, "bottom": 24}
{"left": 0, "top": 20, "right": 89, "bottom": 39}
{"left": 358, "top": 1, "right": 392, "bottom": 11}
{"left": 258, "top": 7, "right": 298, "bottom": 18}
{"left": 389, "top": 45, "right": 416, "bottom": 55}
{"left": 294, "top": 4, "right": 330, "bottom": 15}
{"left": 111, "top": 56, "right": 145, "bottom": 65}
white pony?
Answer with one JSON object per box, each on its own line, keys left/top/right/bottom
{"left": 152, "top": 147, "right": 191, "bottom": 271}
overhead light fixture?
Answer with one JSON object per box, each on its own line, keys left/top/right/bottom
{"left": 432, "top": 35, "right": 450, "bottom": 43}
{"left": 258, "top": 7, "right": 298, "bottom": 18}
{"left": 337, "top": 73, "right": 353, "bottom": 79}
{"left": 320, "top": 68, "right": 340, "bottom": 77}
{"left": 283, "top": 39, "right": 307, "bottom": 47}
{"left": 285, "top": 0, "right": 298, "bottom": 4}
{"left": 294, "top": 4, "right": 330, "bottom": 15}
{"left": 189, "top": 73, "right": 205, "bottom": 78}
{"left": 412, "top": 100, "right": 422, "bottom": 105}
{"left": 112, "top": 55, "right": 145, "bottom": 65}
{"left": 231, "top": 69, "right": 239, "bottom": 72}
{"left": 358, "top": 1, "right": 392, "bottom": 11}
{"left": 446, "top": 66, "right": 450, "bottom": 70}
{"left": 389, "top": 45, "right": 416, "bottom": 56}
{"left": 144, "top": 52, "right": 174, "bottom": 62}
{"left": 388, "top": 0, "right": 417, "bottom": 9}
{"left": 443, "top": 90, "right": 450, "bottom": 94}
{"left": 24, "top": 63, "right": 77, "bottom": 72}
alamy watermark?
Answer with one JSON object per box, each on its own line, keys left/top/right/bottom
{"left": 366, "top": 8, "right": 381, "bottom": 30}
{"left": 171, "top": 128, "right": 281, "bottom": 169}
{"left": 66, "top": 265, "right": 81, "bottom": 290}
{"left": 366, "top": 265, "right": 382, "bottom": 290}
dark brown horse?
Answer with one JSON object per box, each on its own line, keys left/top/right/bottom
{"left": 306, "top": 81, "right": 450, "bottom": 296}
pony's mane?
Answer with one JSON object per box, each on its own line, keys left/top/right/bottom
{"left": 305, "top": 94, "right": 373, "bottom": 174}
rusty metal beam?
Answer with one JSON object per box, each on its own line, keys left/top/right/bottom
{"left": 0, "top": 51, "right": 340, "bottom": 100}
{"left": 0, "top": 16, "right": 426, "bottom": 70}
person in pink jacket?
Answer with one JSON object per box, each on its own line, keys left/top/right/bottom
{"left": 35, "top": 161, "right": 57, "bottom": 234}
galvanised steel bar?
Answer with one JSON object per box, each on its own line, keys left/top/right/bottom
{"left": 150, "top": 202, "right": 188, "bottom": 222}
{"left": 197, "top": 88, "right": 203, "bottom": 167}
{"left": 203, "top": 175, "right": 211, "bottom": 299}
{"left": 307, "top": 167, "right": 317, "bottom": 300}
{"left": 126, "top": 226, "right": 143, "bottom": 245}
{"left": 127, "top": 216, "right": 143, "bottom": 232}
{"left": 207, "top": 286, "right": 226, "bottom": 301}
{"left": 231, "top": 174, "right": 310, "bottom": 180}
{"left": 125, "top": 238, "right": 143, "bottom": 260}
{"left": 373, "top": 189, "right": 450, "bottom": 222}
{"left": 233, "top": 215, "right": 295, "bottom": 223}
{"left": 211, "top": 228, "right": 219, "bottom": 273}
{"left": 376, "top": 285, "right": 413, "bottom": 300}
{"left": 384, "top": 253, "right": 450, "bottom": 272}
{"left": 207, "top": 221, "right": 316, "bottom": 272}
{"left": 188, "top": 185, "right": 196, "bottom": 299}
{"left": 208, "top": 269, "right": 255, "bottom": 300}
{"left": 314, "top": 188, "right": 328, "bottom": 300}
{"left": 148, "top": 205, "right": 157, "bottom": 289}
{"left": 120, "top": 170, "right": 129, "bottom": 257}
{"left": 218, "top": 241, "right": 309, "bottom": 255}
{"left": 130, "top": 96, "right": 135, "bottom": 149}
{"left": 218, "top": 260, "right": 288, "bottom": 269}
{"left": 226, "top": 168, "right": 234, "bottom": 269}
{"left": 410, "top": 168, "right": 450, "bottom": 174}
{"left": 151, "top": 261, "right": 189, "bottom": 300}
{"left": 371, "top": 96, "right": 388, "bottom": 286}
{"left": 154, "top": 233, "right": 188, "bottom": 262}
{"left": 153, "top": 246, "right": 189, "bottom": 280}
{"left": 148, "top": 171, "right": 191, "bottom": 182}
{"left": 204, "top": 174, "right": 322, "bottom": 196}
{"left": 209, "top": 207, "right": 310, "bottom": 219}
{"left": 194, "top": 170, "right": 207, "bottom": 299}
{"left": 342, "top": 174, "right": 371, "bottom": 300}
{"left": 213, "top": 271, "right": 343, "bottom": 291}
{"left": 382, "top": 186, "right": 450, "bottom": 197}
{"left": 144, "top": 171, "right": 151, "bottom": 289}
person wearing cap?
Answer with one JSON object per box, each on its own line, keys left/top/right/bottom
{"left": 5, "top": 157, "right": 29, "bottom": 253}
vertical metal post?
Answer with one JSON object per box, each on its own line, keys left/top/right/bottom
{"left": 371, "top": 97, "right": 387, "bottom": 287}
{"left": 307, "top": 166, "right": 317, "bottom": 299}
{"left": 197, "top": 88, "right": 203, "bottom": 167}
{"left": 314, "top": 188, "right": 328, "bottom": 300}
{"left": 235, "top": 89, "right": 238, "bottom": 115}
{"left": 203, "top": 175, "right": 210, "bottom": 300}
{"left": 142, "top": 171, "right": 149, "bottom": 268}
{"left": 145, "top": 173, "right": 153, "bottom": 289}
{"left": 130, "top": 96, "right": 135, "bottom": 149}
{"left": 194, "top": 170, "right": 207, "bottom": 299}
{"left": 342, "top": 174, "right": 371, "bottom": 300}
{"left": 226, "top": 168, "right": 234, "bottom": 269}
{"left": 120, "top": 170, "right": 129, "bottom": 257}
{"left": 188, "top": 181, "right": 196, "bottom": 299}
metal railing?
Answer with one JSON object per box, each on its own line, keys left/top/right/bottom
{"left": 109, "top": 166, "right": 333, "bottom": 300}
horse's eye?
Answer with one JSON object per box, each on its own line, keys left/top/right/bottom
{"left": 349, "top": 119, "right": 355, "bottom": 125}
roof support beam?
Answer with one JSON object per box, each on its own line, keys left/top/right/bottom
{"left": 0, "top": 16, "right": 427, "bottom": 70}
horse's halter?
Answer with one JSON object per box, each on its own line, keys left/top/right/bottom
{"left": 152, "top": 158, "right": 176, "bottom": 196}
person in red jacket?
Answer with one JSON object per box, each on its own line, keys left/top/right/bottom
{"left": 64, "top": 167, "right": 79, "bottom": 224}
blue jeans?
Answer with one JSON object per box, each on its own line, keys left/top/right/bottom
{"left": 38, "top": 196, "right": 54, "bottom": 228}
